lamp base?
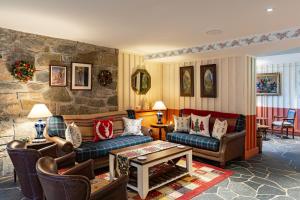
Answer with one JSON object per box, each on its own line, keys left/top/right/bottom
{"left": 35, "top": 119, "right": 46, "bottom": 139}
{"left": 156, "top": 111, "right": 163, "bottom": 124}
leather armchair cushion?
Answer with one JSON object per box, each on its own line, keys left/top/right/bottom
{"left": 75, "top": 135, "right": 153, "bottom": 162}
{"left": 166, "top": 132, "right": 220, "bottom": 152}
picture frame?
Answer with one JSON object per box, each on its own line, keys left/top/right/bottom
{"left": 71, "top": 62, "right": 92, "bottom": 90}
{"left": 180, "top": 66, "right": 194, "bottom": 97}
{"left": 200, "top": 64, "right": 217, "bottom": 98}
{"left": 256, "top": 73, "right": 281, "bottom": 96}
{"left": 49, "top": 65, "right": 67, "bottom": 87}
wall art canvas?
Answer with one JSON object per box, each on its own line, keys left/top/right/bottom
{"left": 71, "top": 63, "right": 92, "bottom": 90}
{"left": 256, "top": 73, "right": 280, "bottom": 96}
{"left": 49, "top": 65, "right": 67, "bottom": 87}
{"left": 180, "top": 66, "right": 194, "bottom": 97}
{"left": 200, "top": 64, "right": 217, "bottom": 98}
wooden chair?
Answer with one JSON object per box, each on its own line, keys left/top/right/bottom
{"left": 271, "top": 109, "right": 296, "bottom": 139}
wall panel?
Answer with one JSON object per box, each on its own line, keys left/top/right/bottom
{"left": 118, "top": 51, "right": 163, "bottom": 111}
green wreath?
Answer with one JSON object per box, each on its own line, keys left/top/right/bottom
{"left": 12, "top": 61, "right": 35, "bottom": 82}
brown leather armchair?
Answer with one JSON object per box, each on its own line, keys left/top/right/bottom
{"left": 7, "top": 140, "right": 76, "bottom": 200}
{"left": 36, "top": 157, "right": 128, "bottom": 200}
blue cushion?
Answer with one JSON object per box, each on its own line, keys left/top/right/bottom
{"left": 166, "top": 132, "right": 220, "bottom": 152}
{"left": 47, "top": 116, "right": 66, "bottom": 138}
{"left": 75, "top": 135, "right": 153, "bottom": 162}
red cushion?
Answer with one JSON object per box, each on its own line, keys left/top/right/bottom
{"left": 93, "top": 120, "right": 113, "bottom": 142}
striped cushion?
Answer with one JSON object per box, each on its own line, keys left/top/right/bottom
{"left": 63, "top": 111, "right": 127, "bottom": 141}
{"left": 47, "top": 116, "right": 67, "bottom": 138}
{"left": 166, "top": 132, "right": 220, "bottom": 152}
{"left": 75, "top": 135, "right": 153, "bottom": 162}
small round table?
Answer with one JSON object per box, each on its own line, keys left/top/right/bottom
{"left": 150, "top": 124, "right": 168, "bottom": 140}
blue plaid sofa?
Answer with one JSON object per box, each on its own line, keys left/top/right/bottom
{"left": 45, "top": 111, "right": 152, "bottom": 169}
{"left": 166, "top": 109, "right": 246, "bottom": 167}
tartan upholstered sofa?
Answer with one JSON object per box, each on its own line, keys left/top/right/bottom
{"left": 45, "top": 111, "right": 153, "bottom": 169}
{"left": 166, "top": 109, "right": 246, "bottom": 167}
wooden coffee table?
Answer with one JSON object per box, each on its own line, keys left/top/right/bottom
{"left": 109, "top": 141, "right": 193, "bottom": 199}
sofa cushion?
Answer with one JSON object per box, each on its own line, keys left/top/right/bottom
{"left": 75, "top": 135, "right": 153, "bottom": 162}
{"left": 166, "top": 132, "right": 220, "bottom": 152}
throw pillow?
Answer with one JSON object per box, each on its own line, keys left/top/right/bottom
{"left": 173, "top": 115, "right": 190, "bottom": 132}
{"left": 65, "top": 122, "right": 82, "bottom": 148}
{"left": 122, "top": 117, "right": 143, "bottom": 136}
{"left": 212, "top": 118, "right": 228, "bottom": 140}
{"left": 189, "top": 113, "right": 211, "bottom": 137}
{"left": 93, "top": 120, "right": 113, "bottom": 142}
{"left": 47, "top": 116, "right": 67, "bottom": 138}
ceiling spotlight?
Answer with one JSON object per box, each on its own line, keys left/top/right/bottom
{"left": 266, "top": 8, "right": 273, "bottom": 12}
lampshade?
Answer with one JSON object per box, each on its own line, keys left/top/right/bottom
{"left": 152, "top": 101, "right": 167, "bottom": 111}
{"left": 27, "top": 104, "right": 52, "bottom": 119}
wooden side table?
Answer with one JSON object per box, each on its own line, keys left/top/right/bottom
{"left": 150, "top": 124, "right": 168, "bottom": 140}
{"left": 257, "top": 124, "right": 270, "bottom": 141}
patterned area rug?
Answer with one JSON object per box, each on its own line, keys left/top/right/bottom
{"left": 93, "top": 159, "right": 233, "bottom": 200}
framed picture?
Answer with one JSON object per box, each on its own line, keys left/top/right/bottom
{"left": 180, "top": 66, "right": 194, "bottom": 97}
{"left": 200, "top": 64, "right": 217, "bottom": 98}
{"left": 49, "top": 65, "right": 67, "bottom": 87}
{"left": 71, "top": 63, "right": 92, "bottom": 90}
{"left": 256, "top": 73, "right": 280, "bottom": 96}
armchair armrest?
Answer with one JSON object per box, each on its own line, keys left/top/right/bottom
{"left": 273, "top": 116, "right": 286, "bottom": 120}
{"left": 55, "top": 152, "right": 76, "bottom": 168}
{"left": 90, "top": 175, "right": 128, "bottom": 200}
{"left": 38, "top": 143, "right": 58, "bottom": 158}
{"left": 62, "top": 159, "right": 95, "bottom": 180}
{"left": 141, "top": 126, "right": 153, "bottom": 137}
{"left": 46, "top": 136, "right": 74, "bottom": 154}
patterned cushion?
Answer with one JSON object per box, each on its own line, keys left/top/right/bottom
{"left": 65, "top": 122, "right": 82, "bottom": 148}
{"left": 122, "top": 117, "right": 143, "bottom": 136}
{"left": 174, "top": 115, "right": 190, "bottom": 132}
{"left": 75, "top": 135, "right": 153, "bottom": 162}
{"left": 47, "top": 116, "right": 67, "bottom": 138}
{"left": 212, "top": 119, "right": 228, "bottom": 140}
{"left": 93, "top": 120, "right": 113, "bottom": 142}
{"left": 167, "top": 132, "right": 220, "bottom": 152}
{"left": 235, "top": 115, "right": 245, "bottom": 132}
{"left": 272, "top": 121, "right": 293, "bottom": 127}
{"left": 190, "top": 114, "right": 211, "bottom": 137}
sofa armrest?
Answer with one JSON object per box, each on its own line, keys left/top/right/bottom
{"left": 164, "top": 124, "right": 174, "bottom": 133}
{"left": 46, "top": 136, "right": 74, "bottom": 155}
{"left": 219, "top": 130, "right": 245, "bottom": 166}
{"left": 141, "top": 126, "right": 153, "bottom": 137}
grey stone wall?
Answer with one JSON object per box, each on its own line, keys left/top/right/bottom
{"left": 0, "top": 27, "right": 118, "bottom": 145}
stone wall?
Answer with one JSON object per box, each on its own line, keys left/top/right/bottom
{"left": 0, "top": 27, "right": 118, "bottom": 145}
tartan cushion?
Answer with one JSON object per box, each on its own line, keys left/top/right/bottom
{"left": 235, "top": 115, "right": 245, "bottom": 132}
{"left": 75, "top": 135, "right": 153, "bottom": 162}
{"left": 166, "top": 132, "right": 220, "bottom": 152}
{"left": 47, "top": 116, "right": 67, "bottom": 138}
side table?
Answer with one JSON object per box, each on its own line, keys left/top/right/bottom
{"left": 13, "top": 139, "right": 54, "bottom": 183}
{"left": 150, "top": 124, "right": 168, "bottom": 140}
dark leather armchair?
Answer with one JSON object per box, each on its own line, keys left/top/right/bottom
{"left": 36, "top": 157, "right": 128, "bottom": 200}
{"left": 7, "top": 140, "right": 76, "bottom": 200}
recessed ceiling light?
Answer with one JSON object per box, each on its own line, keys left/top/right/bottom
{"left": 206, "top": 29, "right": 223, "bottom": 35}
{"left": 266, "top": 8, "right": 273, "bottom": 12}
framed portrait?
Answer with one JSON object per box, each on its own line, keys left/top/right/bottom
{"left": 49, "top": 65, "right": 67, "bottom": 87}
{"left": 71, "top": 63, "right": 92, "bottom": 90}
{"left": 180, "top": 66, "right": 194, "bottom": 97}
{"left": 256, "top": 73, "right": 280, "bottom": 96}
{"left": 200, "top": 64, "right": 217, "bottom": 98}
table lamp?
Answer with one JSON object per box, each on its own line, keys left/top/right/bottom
{"left": 152, "top": 101, "right": 167, "bottom": 124}
{"left": 27, "top": 104, "right": 52, "bottom": 139}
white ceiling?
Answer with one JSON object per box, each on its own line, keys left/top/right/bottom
{"left": 0, "top": 0, "right": 300, "bottom": 55}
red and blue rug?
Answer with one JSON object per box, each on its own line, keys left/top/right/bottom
{"left": 92, "top": 159, "right": 233, "bottom": 200}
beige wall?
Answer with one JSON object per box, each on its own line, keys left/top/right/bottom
{"left": 118, "top": 51, "right": 163, "bottom": 111}
{"left": 162, "top": 56, "right": 256, "bottom": 115}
